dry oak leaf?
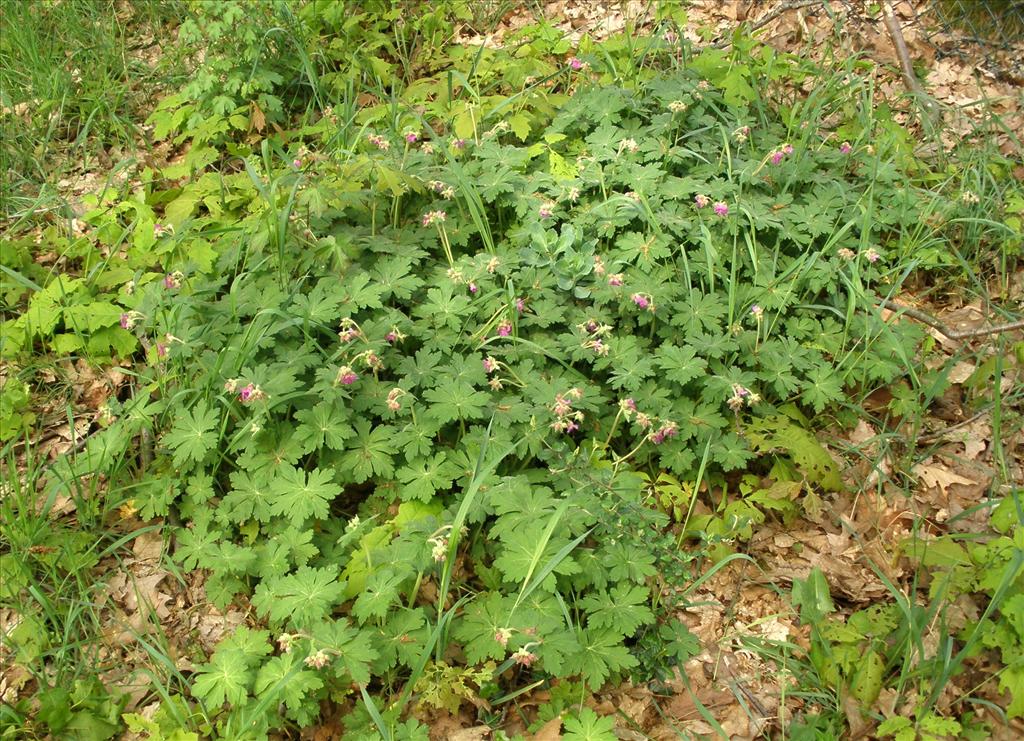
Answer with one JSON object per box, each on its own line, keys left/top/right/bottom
{"left": 913, "top": 460, "right": 977, "bottom": 493}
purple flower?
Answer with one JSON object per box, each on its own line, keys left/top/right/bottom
{"left": 163, "top": 273, "right": 181, "bottom": 290}
{"left": 469, "top": 282, "right": 478, "bottom": 294}
{"left": 119, "top": 313, "right": 132, "bottom": 330}
{"left": 839, "top": 141, "right": 852, "bottom": 155}
{"left": 782, "top": 143, "right": 794, "bottom": 156}
{"left": 568, "top": 56, "right": 585, "bottom": 70}
{"left": 337, "top": 365, "right": 358, "bottom": 385}
{"left": 539, "top": 204, "right": 553, "bottom": 219}
{"left": 452, "top": 138, "right": 467, "bottom": 150}
{"left": 750, "top": 305, "right": 763, "bottom": 319}
{"left": 483, "top": 356, "right": 498, "bottom": 374}
{"left": 608, "top": 273, "right": 624, "bottom": 287}
{"left": 385, "top": 331, "right": 397, "bottom": 343}
{"left": 292, "top": 158, "right": 303, "bottom": 169}
{"left": 496, "top": 321, "right": 512, "bottom": 337}
{"left": 631, "top": 293, "right": 649, "bottom": 310}
{"left": 770, "top": 150, "right": 784, "bottom": 166}
{"left": 404, "top": 131, "right": 418, "bottom": 143}
{"left": 712, "top": 201, "right": 729, "bottom": 217}
{"left": 515, "top": 297, "right": 525, "bottom": 313}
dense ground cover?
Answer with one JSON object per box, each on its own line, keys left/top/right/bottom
{"left": 1, "top": 2, "right": 1022, "bottom": 739}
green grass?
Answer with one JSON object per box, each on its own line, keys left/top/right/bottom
{"left": 0, "top": 0, "right": 186, "bottom": 218}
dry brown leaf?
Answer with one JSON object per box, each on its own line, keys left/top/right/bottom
{"left": 914, "top": 461, "right": 977, "bottom": 493}
{"left": 530, "top": 715, "right": 563, "bottom": 741}
{"left": 448, "top": 726, "right": 491, "bottom": 741}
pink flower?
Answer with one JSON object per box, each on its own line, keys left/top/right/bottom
{"left": 515, "top": 297, "right": 525, "bottom": 313}
{"left": 750, "top": 305, "right": 763, "bottom": 319}
{"left": 495, "top": 628, "right": 513, "bottom": 647}
{"left": 782, "top": 143, "right": 794, "bottom": 155}
{"left": 864, "top": 248, "right": 881, "bottom": 263}
{"left": 304, "top": 650, "right": 331, "bottom": 670}
{"left": 608, "top": 273, "right": 624, "bottom": 287}
{"left": 539, "top": 204, "right": 553, "bottom": 219}
{"left": 386, "top": 388, "right": 404, "bottom": 412}
{"left": 422, "top": 210, "right": 447, "bottom": 227}
{"left": 156, "top": 342, "right": 167, "bottom": 358}
{"left": 292, "top": 158, "right": 303, "bottom": 169}
{"left": 770, "top": 150, "right": 784, "bottom": 166}
{"left": 496, "top": 321, "right": 512, "bottom": 337}
{"left": 404, "top": 131, "right": 418, "bottom": 143}
{"left": 483, "top": 356, "right": 498, "bottom": 374}
{"left": 337, "top": 365, "right": 358, "bottom": 385}
{"left": 568, "top": 56, "right": 585, "bottom": 70}
{"left": 239, "top": 383, "right": 265, "bottom": 404}
{"left": 385, "top": 331, "right": 397, "bottom": 343}
{"left": 119, "top": 313, "right": 132, "bottom": 330}
{"left": 631, "top": 293, "right": 651, "bottom": 311}
{"left": 839, "top": 141, "right": 852, "bottom": 155}
{"left": 452, "top": 138, "right": 466, "bottom": 150}
{"left": 367, "top": 133, "right": 390, "bottom": 151}
{"left": 712, "top": 201, "right": 729, "bottom": 217}
{"left": 469, "top": 282, "right": 478, "bottom": 294}
{"left": 694, "top": 194, "right": 710, "bottom": 209}
{"left": 153, "top": 223, "right": 171, "bottom": 238}
{"left": 512, "top": 647, "right": 538, "bottom": 667}
{"left": 163, "top": 272, "right": 181, "bottom": 290}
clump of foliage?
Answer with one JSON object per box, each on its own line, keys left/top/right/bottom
{"left": 36, "top": 36, "right": 952, "bottom": 732}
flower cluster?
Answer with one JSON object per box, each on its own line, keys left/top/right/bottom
{"left": 153, "top": 223, "right": 173, "bottom": 238}
{"left": 618, "top": 138, "right": 639, "bottom": 154}
{"left": 712, "top": 201, "right": 729, "bottom": 217}
{"left": 336, "top": 365, "right": 358, "bottom": 386}
{"left": 119, "top": 311, "right": 142, "bottom": 330}
{"left": 422, "top": 210, "right": 447, "bottom": 227}
{"left": 733, "top": 125, "right": 751, "bottom": 143}
{"left": 428, "top": 533, "right": 448, "bottom": 562}
{"left": 538, "top": 202, "right": 555, "bottom": 219}
{"left": 386, "top": 387, "right": 406, "bottom": 412}
{"left": 494, "top": 627, "right": 513, "bottom": 648}
{"left": 668, "top": 100, "right": 687, "bottom": 114}
{"left": 961, "top": 190, "right": 980, "bottom": 205}
{"left": 837, "top": 247, "right": 882, "bottom": 263}
{"left": 578, "top": 319, "right": 612, "bottom": 356}
{"left": 225, "top": 378, "right": 266, "bottom": 404}
{"left": 608, "top": 273, "right": 624, "bottom": 287}
{"left": 304, "top": 650, "right": 331, "bottom": 669}
{"left": 694, "top": 193, "right": 710, "bottom": 209}
{"left": 338, "top": 318, "right": 362, "bottom": 343}
{"left": 769, "top": 142, "right": 794, "bottom": 165}
{"left": 631, "top": 292, "right": 654, "bottom": 312}
{"left": 727, "top": 383, "right": 761, "bottom": 412}
{"left": 428, "top": 180, "right": 456, "bottom": 199}
{"left": 551, "top": 387, "right": 584, "bottom": 434}
{"left": 367, "top": 133, "right": 390, "bottom": 150}
{"left": 647, "top": 419, "right": 678, "bottom": 445}
{"left": 496, "top": 320, "right": 512, "bottom": 337}
{"left": 512, "top": 646, "right": 538, "bottom": 667}
{"left": 839, "top": 141, "right": 852, "bottom": 155}
{"left": 482, "top": 356, "right": 499, "bottom": 374}
{"left": 385, "top": 327, "right": 405, "bottom": 344}
{"left": 404, "top": 130, "right": 419, "bottom": 143}
{"left": 163, "top": 271, "right": 184, "bottom": 290}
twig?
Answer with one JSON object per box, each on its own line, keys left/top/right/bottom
{"left": 917, "top": 409, "right": 989, "bottom": 443}
{"left": 881, "top": 1, "right": 939, "bottom": 116}
{"left": 878, "top": 299, "right": 1024, "bottom": 340}
{"left": 714, "top": 0, "right": 823, "bottom": 49}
